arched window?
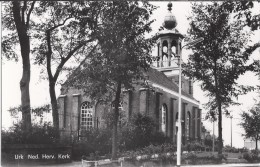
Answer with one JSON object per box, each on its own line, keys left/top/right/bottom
{"left": 175, "top": 112, "right": 179, "bottom": 135}
{"left": 81, "top": 101, "right": 93, "bottom": 130}
{"left": 163, "top": 55, "right": 168, "bottom": 67}
{"left": 162, "top": 40, "right": 168, "bottom": 67}
{"left": 171, "top": 40, "right": 177, "bottom": 58}
{"left": 171, "top": 46, "right": 176, "bottom": 56}
{"left": 161, "top": 104, "right": 167, "bottom": 133}
{"left": 197, "top": 109, "right": 201, "bottom": 138}
{"left": 186, "top": 112, "right": 191, "bottom": 140}
{"left": 162, "top": 40, "right": 168, "bottom": 53}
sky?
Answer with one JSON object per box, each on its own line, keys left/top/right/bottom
{"left": 1, "top": 1, "right": 260, "bottom": 148}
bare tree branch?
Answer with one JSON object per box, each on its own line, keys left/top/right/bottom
{"left": 245, "top": 42, "right": 260, "bottom": 55}
{"left": 47, "top": 17, "right": 72, "bottom": 32}
{"left": 46, "top": 31, "right": 53, "bottom": 79}
{"left": 53, "top": 38, "right": 94, "bottom": 81}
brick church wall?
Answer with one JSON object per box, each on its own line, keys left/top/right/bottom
{"left": 57, "top": 82, "right": 202, "bottom": 144}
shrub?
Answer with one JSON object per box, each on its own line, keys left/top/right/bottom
{"left": 243, "top": 151, "right": 260, "bottom": 163}
{"left": 150, "top": 131, "right": 171, "bottom": 146}
{"left": 72, "top": 129, "right": 112, "bottom": 160}
{"left": 239, "top": 147, "right": 249, "bottom": 153}
{"left": 185, "top": 141, "right": 204, "bottom": 151}
{"left": 251, "top": 149, "right": 260, "bottom": 155}
{"left": 223, "top": 145, "right": 239, "bottom": 153}
{"left": 72, "top": 142, "right": 100, "bottom": 161}
{"left": 72, "top": 113, "right": 172, "bottom": 160}
{"left": 120, "top": 113, "right": 155, "bottom": 150}
{"left": 184, "top": 152, "right": 198, "bottom": 163}
{"left": 121, "top": 143, "right": 176, "bottom": 163}
{"left": 142, "top": 143, "right": 176, "bottom": 155}
{"left": 1, "top": 122, "right": 59, "bottom": 144}
{"left": 119, "top": 113, "right": 171, "bottom": 151}
{"left": 121, "top": 143, "right": 224, "bottom": 165}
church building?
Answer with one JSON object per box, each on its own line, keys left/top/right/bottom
{"left": 57, "top": 3, "right": 202, "bottom": 145}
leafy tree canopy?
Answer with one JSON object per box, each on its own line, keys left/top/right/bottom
{"left": 2, "top": 1, "right": 101, "bottom": 130}
{"left": 184, "top": 1, "right": 258, "bottom": 155}
{"left": 66, "top": 0, "right": 156, "bottom": 102}
{"left": 222, "top": 1, "right": 260, "bottom": 31}
{"left": 185, "top": 2, "right": 256, "bottom": 118}
{"left": 65, "top": 0, "right": 156, "bottom": 159}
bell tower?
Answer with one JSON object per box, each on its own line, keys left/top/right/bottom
{"left": 153, "top": 2, "right": 185, "bottom": 77}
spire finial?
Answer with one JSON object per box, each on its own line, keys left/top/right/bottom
{"left": 163, "top": 2, "right": 177, "bottom": 30}
{"left": 168, "top": 2, "right": 172, "bottom": 12}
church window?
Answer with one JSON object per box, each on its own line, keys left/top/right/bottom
{"left": 197, "top": 109, "right": 201, "bottom": 138}
{"left": 81, "top": 101, "right": 93, "bottom": 130}
{"left": 163, "top": 46, "right": 168, "bottom": 53}
{"left": 186, "top": 111, "right": 191, "bottom": 140}
{"left": 175, "top": 112, "right": 179, "bottom": 135}
{"left": 163, "top": 55, "right": 168, "bottom": 67}
{"left": 161, "top": 104, "right": 167, "bottom": 133}
{"left": 171, "top": 46, "right": 176, "bottom": 56}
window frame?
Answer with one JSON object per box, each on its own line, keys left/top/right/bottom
{"left": 80, "top": 101, "right": 94, "bottom": 131}
{"left": 161, "top": 104, "right": 167, "bottom": 133}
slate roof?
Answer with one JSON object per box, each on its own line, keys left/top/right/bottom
{"left": 144, "top": 67, "right": 197, "bottom": 101}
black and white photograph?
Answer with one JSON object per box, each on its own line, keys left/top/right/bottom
{"left": 1, "top": 1, "right": 260, "bottom": 167}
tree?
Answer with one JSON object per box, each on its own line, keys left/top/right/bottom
{"left": 222, "top": 1, "right": 260, "bottom": 76}
{"left": 184, "top": 2, "right": 255, "bottom": 155}
{"left": 67, "top": 0, "right": 156, "bottom": 159}
{"left": 3, "top": 1, "right": 99, "bottom": 131}
{"left": 2, "top": 1, "right": 36, "bottom": 132}
{"left": 32, "top": 1, "right": 99, "bottom": 130}
{"left": 241, "top": 102, "right": 260, "bottom": 150}
{"left": 222, "top": 1, "right": 260, "bottom": 31}
{"left": 222, "top": 1, "right": 260, "bottom": 88}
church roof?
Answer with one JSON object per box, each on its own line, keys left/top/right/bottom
{"left": 62, "top": 65, "right": 198, "bottom": 103}
{"left": 144, "top": 67, "right": 197, "bottom": 101}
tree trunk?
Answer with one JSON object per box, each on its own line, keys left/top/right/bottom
{"left": 256, "top": 138, "right": 258, "bottom": 151}
{"left": 213, "top": 60, "right": 223, "bottom": 156}
{"left": 20, "top": 42, "right": 32, "bottom": 132}
{"left": 49, "top": 81, "right": 59, "bottom": 131}
{"left": 12, "top": 1, "right": 32, "bottom": 132}
{"left": 111, "top": 81, "right": 122, "bottom": 160}
{"left": 217, "top": 103, "right": 223, "bottom": 155}
{"left": 20, "top": 37, "right": 32, "bottom": 132}
{"left": 46, "top": 30, "right": 60, "bottom": 131}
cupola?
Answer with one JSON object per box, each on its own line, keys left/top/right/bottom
{"left": 153, "top": 2, "right": 185, "bottom": 77}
